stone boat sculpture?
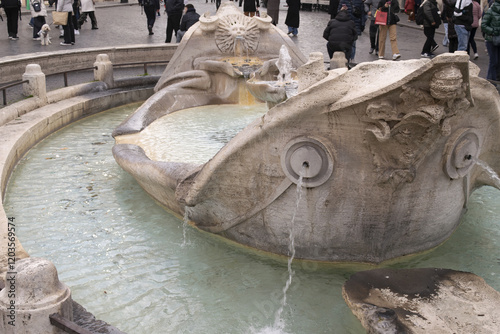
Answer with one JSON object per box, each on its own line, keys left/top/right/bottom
{"left": 113, "top": 3, "right": 500, "bottom": 263}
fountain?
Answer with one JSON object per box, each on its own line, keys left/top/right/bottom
{"left": 112, "top": 2, "right": 500, "bottom": 264}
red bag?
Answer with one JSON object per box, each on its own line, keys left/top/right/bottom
{"left": 375, "top": 10, "right": 388, "bottom": 25}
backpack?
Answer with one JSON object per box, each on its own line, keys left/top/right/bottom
{"left": 415, "top": 3, "right": 425, "bottom": 25}
{"left": 32, "top": 0, "right": 41, "bottom": 12}
{"left": 141, "top": 0, "right": 152, "bottom": 6}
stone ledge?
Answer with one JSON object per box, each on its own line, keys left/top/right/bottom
{"left": 343, "top": 268, "right": 500, "bottom": 334}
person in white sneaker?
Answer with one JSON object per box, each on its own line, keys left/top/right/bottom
{"left": 57, "top": 0, "right": 75, "bottom": 45}
{"left": 1, "top": 0, "right": 21, "bottom": 40}
{"left": 420, "top": 0, "right": 441, "bottom": 58}
{"left": 30, "top": 0, "right": 47, "bottom": 40}
{"left": 467, "top": 0, "right": 481, "bottom": 59}
{"left": 376, "top": 0, "right": 401, "bottom": 60}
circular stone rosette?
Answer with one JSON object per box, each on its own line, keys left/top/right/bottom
{"left": 215, "top": 15, "right": 259, "bottom": 55}
{"left": 281, "top": 137, "right": 334, "bottom": 188}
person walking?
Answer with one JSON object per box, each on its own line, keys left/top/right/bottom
{"left": 377, "top": 0, "right": 401, "bottom": 60}
{"left": 266, "top": 0, "right": 280, "bottom": 25}
{"left": 420, "top": 0, "right": 441, "bottom": 57}
{"left": 57, "top": 0, "right": 75, "bottom": 45}
{"left": 467, "top": 0, "right": 481, "bottom": 59}
{"left": 285, "top": 0, "right": 300, "bottom": 36}
{"left": 453, "top": 0, "right": 473, "bottom": 51}
{"left": 1, "top": 0, "right": 21, "bottom": 40}
{"left": 165, "top": 0, "right": 184, "bottom": 42}
{"left": 139, "top": 0, "right": 160, "bottom": 35}
{"left": 481, "top": 0, "right": 500, "bottom": 81}
{"left": 365, "top": 0, "right": 381, "bottom": 55}
{"left": 78, "top": 0, "right": 98, "bottom": 30}
{"left": 323, "top": 4, "right": 358, "bottom": 60}
{"left": 441, "top": 0, "right": 456, "bottom": 47}
{"left": 176, "top": 4, "right": 199, "bottom": 42}
{"left": 30, "top": 0, "right": 47, "bottom": 40}
{"left": 243, "top": 0, "right": 259, "bottom": 16}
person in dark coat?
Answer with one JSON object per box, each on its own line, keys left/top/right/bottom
{"left": 165, "top": 0, "right": 184, "bottom": 42}
{"left": 1, "top": 0, "right": 21, "bottom": 40}
{"left": 139, "top": 0, "right": 160, "bottom": 35}
{"left": 337, "top": 0, "right": 365, "bottom": 61}
{"left": 420, "top": 0, "right": 441, "bottom": 57}
{"left": 285, "top": 0, "right": 300, "bottom": 36}
{"left": 243, "top": 0, "right": 259, "bottom": 16}
{"left": 176, "top": 4, "right": 200, "bottom": 42}
{"left": 365, "top": 0, "right": 381, "bottom": 55}
{"left": 323, "top": 4, "right": 358, "bottom": 60}
{"left": 267, "top": 0, "right": 280, "bottom": 25}
{"left": 328, "top": 0, "right": 340, "bottom": 19}
{"left": 481, "top": 0, "right": 500, "bottom": 81}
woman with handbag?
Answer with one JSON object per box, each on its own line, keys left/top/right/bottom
{"left": 56, "top": 0, "right": 75, "bottom": 45}
{"left": 30, "top": 0, "right": 47, "bottom": 40}
{"left": 481, "top": 0, "right": 500, "bottom": 81}
{"left": 376, "top": 0, "right": 401, "bottom": 60}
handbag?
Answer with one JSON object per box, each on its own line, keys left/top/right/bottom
{"left": 32, "top": 0, "right": 41, "bottom": 12}
{"left": 52, "top": 11, "right": 68, "bottom": 25}
{"left": 375, "top": 10, "right": 388, "bottom": 25}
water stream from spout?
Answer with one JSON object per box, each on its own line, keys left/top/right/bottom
{"left": 275, "top": 45, "right": 298, "bottom": 99}
{"left": 255, "top": 168, "right": 305, "bottom": 334}
{"left": 476, "top": 159, "right": 500, "bottom": 189}
{"left": 182, "top": 208, "right": 191, "bottom": 247}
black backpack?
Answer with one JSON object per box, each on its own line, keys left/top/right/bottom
{"left": 415, "top": 4, "right": 425, "bottom": 25}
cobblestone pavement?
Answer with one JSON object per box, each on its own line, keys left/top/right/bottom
{"left": 0, "top": 0, "right": 489, "bottom": 75}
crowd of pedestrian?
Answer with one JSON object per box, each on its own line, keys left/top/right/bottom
{"left": 2, "top": 0, "right": 499, "bottom": 77}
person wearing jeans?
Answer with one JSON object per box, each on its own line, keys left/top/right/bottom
{"left": 453, "top": 0, "right": 473, "bottom": 51}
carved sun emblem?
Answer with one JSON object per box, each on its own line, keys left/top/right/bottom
{"left": 215, "top": 15, "right": 259, "bottom": 55}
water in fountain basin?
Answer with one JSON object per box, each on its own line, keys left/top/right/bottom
{"left": 5, "top": 103, "right": 500, "bottom": 334}
{"left": 477, "top": 159, "right": 500, "bottom": 189}
{"left": 116, "top": 104, "right": 268, "bottom": 164}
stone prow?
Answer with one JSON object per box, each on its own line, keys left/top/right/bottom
{"left": 176, "top": 54, "right": 500, "bottom": 262}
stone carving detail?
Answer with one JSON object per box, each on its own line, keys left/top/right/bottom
{"left": 215, "top": 14, "right": 259, "bottom": 55}
{"left": 365, "top": 65, "right": 471, "bottom": 186}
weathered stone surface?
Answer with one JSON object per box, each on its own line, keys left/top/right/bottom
{"left": 112, "top": 5, "right": 500, "bottom": 263}
{"left": 342, "top": 268, "right": 500, "bottom": 333}
{"left": 0, "top": 257, "right": 72, "bottom": 334}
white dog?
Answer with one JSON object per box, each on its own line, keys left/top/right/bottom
{"left": 38, "top": 24, "right": 51, "bottom": 45}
